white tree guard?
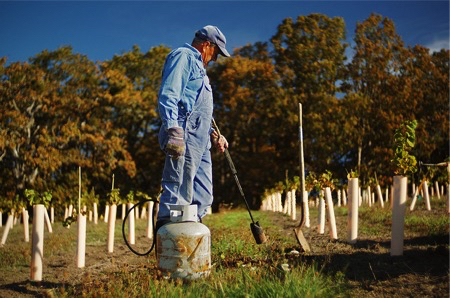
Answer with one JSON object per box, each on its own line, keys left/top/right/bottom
{"left": 127, "top": 202, "right": 135, "bottom": 245}
{"left": 409, "top": 186, "right": 419, "bottom": 211}
{"left": 107, "top": 204, "right": 117, "bottom": 253}
{"left": 93, "top": 202, "right": 98, "bottom": 224}
{"left": 423, "top": 181, "right": 431, "bottom": 211}
{"left": 348, "top": 178, "right": 359, "bottom": 244}
{"left": 376, "top": 185, "right": 384, "bottom": 208}
{"left": 303, "top": 190, "right": 310, "bottom": 228}
{"left": 325, "top": 187, "right": 338, "bottom": 239}
{"left": 391, "top": 176, "right": 407, "bottom": 256}
{"left": 50, "top": 207, "right": 54, "bottom": 224}
{"left": 44, "top": 208, "right": 52, "bottom": 233}
{"left": 22, "top": 208, "right": 29, "bottom": 242}
{"left": 147, "top": 201, "right": 154, "bottom": 239}
{"left": 318, "top": 193, "right": 325, "bottom": 234}
{"left": 77, "top": 212, "right": 87, "bottom": 268}
{"left": 1, "top": 211, "right": 14, "bottom": 246}
{"left": 104, "top": 205, "right": 110, "bottom": 223}
{"left": 291, "top": 189, "right": 296, "bottom": 221}
{"left": 122, "top": 204, "right": 126, "bottom": 220}
{"left": 435, "top": 181, "right": 441, "bottom": 199}
{"left": 342, "top": 188, "right": 347, "bottom": 206}
{"left": 31, "top": 205, "right": 45, "bottom": 281}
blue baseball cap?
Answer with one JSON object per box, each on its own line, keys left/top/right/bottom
{"left": 195, "top": 25, "right": 231, "bottom": 57}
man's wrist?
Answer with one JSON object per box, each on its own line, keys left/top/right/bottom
{"left": 164, "top": 119, "right": 180, "bottom": 131}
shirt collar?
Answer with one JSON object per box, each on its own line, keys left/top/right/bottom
{"left": 183, "top": 43, "right": 202, "bottom": 61}
{"left": 183, "top": 43, "right": 206, "bottom": 71}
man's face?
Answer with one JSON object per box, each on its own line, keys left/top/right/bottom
{"left": 202, "top": 42, "right": 220, "bottom": 67}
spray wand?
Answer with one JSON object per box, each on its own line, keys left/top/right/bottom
{"left": 212, "top": 119, "right": 267, "bottom": 244}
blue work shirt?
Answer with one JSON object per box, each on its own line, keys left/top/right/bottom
{"left": 158, "top": 43, "right": 208, "bottom": 129}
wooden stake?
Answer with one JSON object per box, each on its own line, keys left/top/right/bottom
{"left": 292, "top": 102, "right": 310, "bottom": 252}
{"left": 78, "top": 166, "right": 81, "bottom": 216}
{"left": 298, "top": 103, "right": 306, "bottom": 222}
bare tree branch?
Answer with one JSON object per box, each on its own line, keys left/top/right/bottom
{"left": 26, "top": 100, "right": 36, "bottom": 116}
{"left": 29, "top": 168, "right": 39, "bottom": 184}
{"left": 11, "top": 99, "right": 20, "bottom": 111}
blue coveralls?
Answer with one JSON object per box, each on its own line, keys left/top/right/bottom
{"left": 157, "top": 44, "right": 214, "bottom": 221}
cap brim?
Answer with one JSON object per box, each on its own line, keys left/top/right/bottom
{"left": 218, "top": 46, "right": 231, "bottom": 57}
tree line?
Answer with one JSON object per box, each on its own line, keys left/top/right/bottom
{"left": 0, "top": 13, "right": 448, "bottom": 210}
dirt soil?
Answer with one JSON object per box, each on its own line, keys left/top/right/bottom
{"left": 0, "top": 224, "right": 157, "bottom": 297}
{"left": 266, "top": 205, "right": 449, "bottom": 297}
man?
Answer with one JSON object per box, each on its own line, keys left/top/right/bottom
{"left": 156, "top": 25, "right": 230, "bottom": 230}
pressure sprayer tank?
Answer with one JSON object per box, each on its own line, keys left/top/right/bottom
{"left": 157, "top": 205, "right": 211, "bottom": 280}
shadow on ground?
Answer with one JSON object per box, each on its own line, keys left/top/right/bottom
{"left": 0, "top": 280, "right": 69, "bottom": 297}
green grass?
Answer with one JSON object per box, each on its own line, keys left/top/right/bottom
{"left": 405, "top": 214, "right": 449, "bottom": 235}
{"left": 64, "top": 256, "right": 348, "bottom": 298}
{"left": 357, "top": 207, "right": 392, "bottom": 237}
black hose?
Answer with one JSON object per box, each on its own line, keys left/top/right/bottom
{"left": 121, "top": 199, "right": 159, "bottom": 256}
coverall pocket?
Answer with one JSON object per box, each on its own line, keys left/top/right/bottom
{"left": 189, "top": 115, "right": 202, "bottom": 131}
{"left": 161, "top": 155, "right": 184, "bottom": 182}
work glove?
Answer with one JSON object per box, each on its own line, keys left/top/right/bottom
{"left": 165, "top": 127, "right": 185, "bottom": 159}
{"left": 211, "top": 130, "right": 228, "bottom": 153}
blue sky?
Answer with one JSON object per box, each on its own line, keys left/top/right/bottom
{"left": 0, "top": 1, "right": 448, "bottom": 64}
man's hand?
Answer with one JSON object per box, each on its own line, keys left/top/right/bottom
{"left": 211, "top": 130, "right": 228, "bottom": 153}
{"left": 165, "top": 127, "right": 185, "bottom": 159}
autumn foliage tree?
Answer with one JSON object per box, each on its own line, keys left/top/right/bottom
{"left": 0, "top": 13, "right": 448, "bottom": 210}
